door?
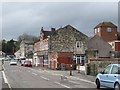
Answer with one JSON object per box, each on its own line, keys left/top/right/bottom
{"left": 100, "top": 65, "right": 112, "bottom": 87}
{"left": 108, "top": 65, "right": 120, "bottom": 88}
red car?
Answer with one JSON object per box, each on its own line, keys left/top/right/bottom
{"left": 24, "top": 61, "right": 32, "bottom": 67}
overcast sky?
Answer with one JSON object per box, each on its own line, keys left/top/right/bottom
{"left": 1, "top": 1, "right": 119, "bottom": 40}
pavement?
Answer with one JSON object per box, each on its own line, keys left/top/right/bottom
{"left": 31, "top": 66, "right": 96, "bottom": 83}
{"left": 0, "top": 60, "right": 3, "bottom": 90}
{"left": 0, "top": 71, "right": 2, "bottom": 90}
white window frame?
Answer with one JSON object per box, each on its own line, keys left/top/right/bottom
{"left": 107, "top": 27, "right": 112, "bottom": 32}
{"left": 76, "top": 41, "right": 83, "bottom": 48}
{"left": 95, "top": 28, "right": 97, "bottom": 34}
{"left": 98, "top": 28, "right": 100, "bottom": 32}
{"left": 76, "top": 41, "right": 80, "bottom": 48}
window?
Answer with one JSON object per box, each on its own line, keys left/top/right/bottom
{"left": 95, "top": 29, "right": 97, "bottom": 34}
{"left": 98, "top": 28, "right": 100, "bottom": 32}
{"left": 104, "top": 65, "right": 112, "bottom": 74}
{"left": 76, "top": 41, "right": 80, "bottom": 48}
{"left": 107, "top": 27, "right": 112, "bottom": 32}
{"left": 81, "top": 56, "right": 85, "bottom": 66}
{"left": 76, "top": 41, "right": 82, "bottom": 48}
{"left": 111, "top": 65, "right": 120, "bottom": 74}
{"left": 77, "top": 56, "right": 80, "bottom": 64}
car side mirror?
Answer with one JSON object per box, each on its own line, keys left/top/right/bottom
{"left": 100, "top": 71, "right": 104, "bottom": 74}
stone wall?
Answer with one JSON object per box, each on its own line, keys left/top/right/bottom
{"left": 50, "top": 25, "right": 88, "bottom": 52}
{"left": 86, "top": 58, "right": 120, "bottom": 76}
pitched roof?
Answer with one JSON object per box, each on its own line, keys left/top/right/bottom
{"left": 57, "top": 24, "right": 88, "bottom": 38}
{"left": 42, "top": 31, "right": 52, "bottom": 39}
{"left": 94, "top": 22, "right": 117, "bottom": 29}
{"left": 87, "top": 35, "right": 112, "bottom": 47}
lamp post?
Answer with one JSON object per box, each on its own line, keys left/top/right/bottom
{"left": 68, "top": 55, "right": 72, "bottom": 76}
{"left": 70, "top": 64, "right": 72, "bottom": 76}
{"left": 47, "top": 36, "right": 51, "bottom": 69}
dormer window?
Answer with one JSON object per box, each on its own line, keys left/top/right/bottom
{"left": 107, "top": 27, "right": 112, "bottom": 32}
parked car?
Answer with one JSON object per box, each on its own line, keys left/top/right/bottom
{"left": 96, "top": 64, "right": 120, "bottom": 90}
{"left": 23, "top": 61, "right": 32, "bottom": 67}
{"left": 10, "top": 59, "right": 17, "bottom": 65}
{"left": 21, "top": 60, "right": 26, "bottom": 66}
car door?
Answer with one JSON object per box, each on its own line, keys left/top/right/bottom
{"left": 108, "top": 65, "right": 120, "bottom": 88}
{"left": 100, "top": 65, "right": 112, "bottom": 87}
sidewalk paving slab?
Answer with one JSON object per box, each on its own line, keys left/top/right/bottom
{"left": 0, "top": 71, "right": 2, "bottom": 90}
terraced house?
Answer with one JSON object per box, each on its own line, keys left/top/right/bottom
{"left": 34, "top": 25, "right": 88, "bottom": 70}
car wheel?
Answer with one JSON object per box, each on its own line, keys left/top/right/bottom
{"left": 114, "top": 83, "right": 120, "bottom": 90}
{"left": 96, "top": 79, "right": 100, "bottom": 89}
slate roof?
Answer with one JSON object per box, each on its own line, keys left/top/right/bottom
{"left": 94, "top": 22, "right": 117, "bottom": 29}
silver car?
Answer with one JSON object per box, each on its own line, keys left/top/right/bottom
{"left": 96, "top": 64, "right": 120, "bottom": 90}
{"left": 10, "top": 59, "right": 17, "bottom": 65}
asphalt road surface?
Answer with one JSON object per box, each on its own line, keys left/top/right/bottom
{"left": 2, "top": 61, "right": 113, "bottom": 90}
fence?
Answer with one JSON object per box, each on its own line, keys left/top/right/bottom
{"left": 86, "top": 58, "right": 120, "bottom": 76}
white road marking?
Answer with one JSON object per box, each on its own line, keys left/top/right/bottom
{"left": 2, "top": 71, "right": 9, "bottom": 83}
{"left": 69, "top": 81, "right": 80, "bottom": 84}
{"left": 40, "top": 76, "right": 49, "bottom": 81}
{"left": 32, "top": 72, "right": 37, "bottom": 76}
{"left": 2, "top": 71, "right": 12, "bottom": 89}
{"left": 54, "top": 82, "right": 71, "bottom": 88}
{"left": 24, "top": 67, "right": 95, "bottom": 85}
{"left": 68, "top": 76, "right": 95, "bottom": 84}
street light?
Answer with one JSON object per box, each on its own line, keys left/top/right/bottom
{"left": 68, "top": 55, "right": 72, "bottom": 76}
{"left": 70, "top": 64, "right": 72, "bottom": 76}
{"left": 47, "top": 36, "right": 51, "bottom": 69}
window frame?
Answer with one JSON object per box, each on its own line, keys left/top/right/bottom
{"left": 107, "top": 27, "right": 112, "bottom": 32}
{"left": 76, "top": 41, "right": 83, "bottom": 48}
{"left": 111, "top": 65, "right": 120, "bottom": 74}
{"left": 104, "top": 65, "right": 112, "bottom": 74}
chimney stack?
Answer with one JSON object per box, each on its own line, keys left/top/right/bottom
{"left": 51, "top": 28, "right": 55, "bottom": 32}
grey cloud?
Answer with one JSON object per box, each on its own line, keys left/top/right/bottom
{"left": 2, "top": 2, "right": 118, "bottom": 40}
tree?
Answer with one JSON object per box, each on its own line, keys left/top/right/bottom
{"left": 1, "top": 39, "right": 19, "bottom": 55}
{"left": 2, "top": 40, "right": 7, "bottom": 53}
{"left": 17, "top": 33, "right": 39, "bottom": 43}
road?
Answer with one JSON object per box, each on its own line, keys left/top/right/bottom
{"left": 2, "top": 61, "right": 110, "bottom": 90}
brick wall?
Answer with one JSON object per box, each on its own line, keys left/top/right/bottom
{"left": 115, "top": 42, "right": 120, "bottom": 51}
{"left": 100, "top": 27, "right": 118, "bottom": 42}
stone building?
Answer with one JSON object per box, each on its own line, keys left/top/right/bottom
{"left": 14, "top": 50, "right": 20, "bottom": 59}
{"left": 20, "top": 41, "right": 34, "bottom": 60}
{"left": 48, "top": 25, "right": 88, "bottom": 69}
